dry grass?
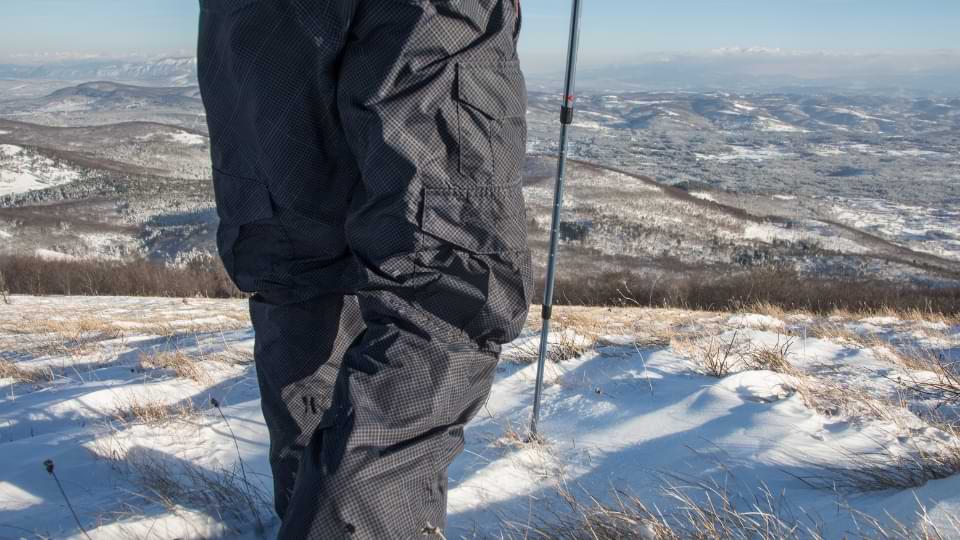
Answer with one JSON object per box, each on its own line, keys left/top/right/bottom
{"left": 493, "top": 419, "right": 535, "bottom": 449}
{"left": 93, "top": 438, "right": 270, "bottom": 534}
{"left": 504, "top": 478, "right": 822, "bottom": 540}
{"left": 0, "top": 254, "right": 241, "bottom": 298}
{"left": 542, "top": 266, "right": 960, "bottom": 317}
{"left": 806, "top": 321, "right": 866, "bottom": 346}
{"left": 111, "top": 396, "right": 198, "bottom": 425}
{"left": 845, "top": 504, "right": 960, "bottom": 540}
{"left": 0, "top": 270, "right": 9, "bottom": 305}
{"left": 209, "top": 346, "right": 254, "bottom": 366}
{"left": 0, "top": 358, "right": 55, "bottom": 383}
{"left": 835, "top": 328, "right": 960, "bottom": 407}
{"left": 876, "top": 342, "right": 947, "bottom": 373}
{"left": 807, "top": 322, "right": 932, "bottom": 373}
{"left": 672, "top": 330, "right": 745, "bottom": 377}
{"left": 786, "top": 370, "right": 909, "bottom": 425}
{"left": 895, "top": 358, "right": 960, "bottom": 408}
{"left": 139, "top": 350, "right": 210, "bottom": 384}
{"left": 744, "top": 334, "right": 797, "bottom": 374}
{"left": 504, "top": 475, "right": 960, "bottom": 540}
{"left": 0, "top": 315, "right": 122, "bottom": 358}
{"left": 806, "top": 323, "right": 958, "bottom": 405}
{"left": 740, "top": 301, "right": 789, "bottom": 321}
{"left": 505, "top": 327, "right": 596, "bottom": 364}
{"left": 846, "top": 305, "right": 960, "bottom": 326}
{"left": 794, "top": 425, "right": 960, "bottom": 494}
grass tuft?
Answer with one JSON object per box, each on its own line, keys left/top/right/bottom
{"left": 672, "top": 330, "right": 744, "bottom": 377}
{"left": 504, "top": 478, "right": 821, "bottom": 540}
{"left": 505, "top": 327, "right": 596, "bottom": 364}
{"left": 794, "top": 429, "right": 960, "bottom": 493}
{"left": 139, "top": 350, "right": 210, "bottom": 384}
{"left": 0, "top": 358, "right": 55, "bottom": 384}
{"left": 744, "top": 334, "right": 797, "bottom": 374}
{"left": 111, "top": 396, "right": 197, "bottom": 426}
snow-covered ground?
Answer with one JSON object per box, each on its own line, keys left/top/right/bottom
{"left": 695, "top": 145, "right": 794, "bottom": 162}
{"left": 136, "top": 130, "right": 207, "bottom": 147}
{"left": 2, "top": 296, "right": 960, "bottom": 538}
{"left": 0, "top": 144, "right": 82, "bottom": 197}
{"left": 830, "top": 197, "right": 960, "bottom": 262}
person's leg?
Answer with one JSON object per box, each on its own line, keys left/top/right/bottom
{"left": 196, "top": 0, "right": 363, "bottom": 519}
{"left": 279, "top": 1, "right": 531, "bottom": 537}
{"left": 248, "top": 290, "right": 362, "bottom": 518}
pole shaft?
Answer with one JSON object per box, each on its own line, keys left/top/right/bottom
{"left": 530, "top": 0, "right": 584, "bottom": 438}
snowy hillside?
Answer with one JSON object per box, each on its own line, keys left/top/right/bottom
{"left": 0, "top": 144, "right": 82, "bottom": 197}
{"left": 2, "top": 296, "right": 959, "bottom": 538}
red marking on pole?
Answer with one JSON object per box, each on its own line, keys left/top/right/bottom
{"left": 565, "top": 94, "right": 575, "bottom": 105}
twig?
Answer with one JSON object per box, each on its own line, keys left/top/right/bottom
{"left": 210, "top": 398, "right": 248, "bottom": 484}
{"left": 43, "top": 459, "right": 92, "bottom": 540}
{"left": 210, "top": 397, "right": 264, "bottom": 532}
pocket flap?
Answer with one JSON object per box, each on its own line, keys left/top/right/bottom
{"left": 421, "top": 183, "right": 527, "bottom": 254}
{"left": 212, "top": 168, "right": 274, "bottom": 224}
{"left": 456, "top": 61, "right": 526, "bottom": 119}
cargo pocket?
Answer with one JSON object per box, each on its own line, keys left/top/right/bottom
{"left": 420, "top": 182, "right": 527, "bottom": 254}
{"left": 212, "top": 168, "right": 276, "bottom": 292}
{"left": 456, "top": 61, "right": 527, "bottom": 185}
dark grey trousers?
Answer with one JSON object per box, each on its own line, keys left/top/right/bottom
{"left": 197, "top": 0, "right": 530, "bottom": 537}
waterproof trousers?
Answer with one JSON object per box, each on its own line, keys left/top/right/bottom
{"left": 197, "top": 0, "right": 531, "bottom": 538}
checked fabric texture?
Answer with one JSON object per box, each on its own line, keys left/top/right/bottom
{"left": 197, "top": 0, "right": 531, "bottom": 538}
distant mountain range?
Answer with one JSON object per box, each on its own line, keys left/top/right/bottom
{"left": 3, "top": 50, "right": 958, "bottom": 96}
{"left": 530, "top": 49, "right": 960, "bottom": 97}
{"left": 0, "top": 58, "right": 196, "bottom": 86}
{"left": 44, "top": 81, "right": 201, "bottom": 108}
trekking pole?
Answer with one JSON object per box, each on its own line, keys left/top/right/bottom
{"left": 529, "top": 0, "right": 585, "bottom": 440}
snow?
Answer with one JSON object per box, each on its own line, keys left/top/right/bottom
{"left": 886, "top": 148, "right": 945, "bottom": 157}
{"left": 34, "top": 249, "right": 80, "bottom": 261}
{"left": 623, "top": 100, "right": 675, "bottom": 106}
{"left": 0, "top": 146, "right": 82, "bottom": 197}
{"left": 2, "top": 297, "right": 960, "bottom": 537}
{"left": 695, "top": 145, "right": 791, "bottom": 162}
{"left": 757, "top": 116, "right": 809, "bottom": 132}
{"left": 571, "top": 119, "right": 609, "bottom": 131}
{"left": 831, "top": 197, "right": 960, "bottom": 261}
{"left": 813, "top": 144, "right": 846, "bottom": 156}
{"left": 689, "top": 191, "right": 717, "bottom": 202}
{"left": 726, "top": 313, "right": 786, "bottom": 329}
{"left": 135, "top": 130, "right": 207, "bottom": 146}
{"left": 577, "top": 110, "right": 621, "bottom": 122}
{"left": 833, "top": 107, "right": 887, "bottom": 121}
{"left": 742, "top": 222, "right": 801, "bottom": 242}
{"left": 0, "top": 144, "right": 22, "bottom": 156}
{"left": 168, "top": 131, "right": 207, "bottom": 146}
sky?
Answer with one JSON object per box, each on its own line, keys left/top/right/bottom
{"left": 0, "top": 0, "right": 957, "bottom": 69}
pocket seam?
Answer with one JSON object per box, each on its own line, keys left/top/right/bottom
{"left": 456, "top": 61, "right": 525, "bottom": 119}
{"left": 420, "top": 182, "right": 527, "bottom": 255}
{"left": 455, "top": 61, "right": 526, "bottom": 183}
